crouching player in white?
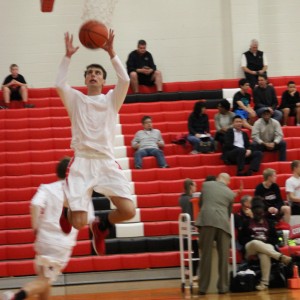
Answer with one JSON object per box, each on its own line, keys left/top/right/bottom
{"left": 55, "top": 30, "right": 136, "bottom": 256}
{"left": 2, "top": 157, "right": 94, "bottom": 300}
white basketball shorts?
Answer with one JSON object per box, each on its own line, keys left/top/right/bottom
{"left": 35, "top": 241, "right": 72, "bottom": 283}
{"left": 64, "top": 156, "right": 133, "bottom": 212}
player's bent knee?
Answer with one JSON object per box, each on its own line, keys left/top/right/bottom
{"left": 120, "top": 202, "right": 135, "bottom": 220}
{"left": 71, "top": 217, "right": 87, "bottom": 230}
{"left": 125, "top": 204, "right": 136, "bottom": 219}
{"left": 70, "top": 211, "right": 87, "bottom": 230}
{"left": 116, "top": 198, "right": 136, "bottom": 219}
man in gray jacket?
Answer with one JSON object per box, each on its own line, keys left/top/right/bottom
{"left": 131, "top": 115, "right": 168, "bottom": 169}
{"left": 195, "top": 173, "right": 236, "bottom": 295}
{"left": 251, "top": 108, "right": 286, "bottom": 161}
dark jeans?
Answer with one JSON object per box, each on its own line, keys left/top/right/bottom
{"left": 222, "top": 147, "right": 262, "bottom": 173}
{"left": 187, "top": 134, "right": 215, "bottom": 152}
{"left": 251, "top": 140, "right": 287, "bottom": 161}
{"left": 134, "top": 148, "right": 167, "bottom": 168}
{"left": 214, "top": 131, "right": 225, "bottom": 145}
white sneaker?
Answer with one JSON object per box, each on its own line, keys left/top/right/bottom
{"left": 255, "top": 282, "right": 268, "bottom": 291}
{"left": 190, "top": 150, "right": 199, "bottom": 155}
{"left": 2, "top": 291, "right": 14, "bottom": 300}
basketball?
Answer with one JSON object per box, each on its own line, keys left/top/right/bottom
{"left": 79, "top": 20, "right": 109, "bottom": 49}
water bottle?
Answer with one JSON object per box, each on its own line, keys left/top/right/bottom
{"left": 293, "top": 265, "right": 299, "bottom": 278}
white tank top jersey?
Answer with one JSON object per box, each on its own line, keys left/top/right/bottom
{"left": 286, "top": 176, "right": 300, "bottom": 198}
{"left": 55, "top": 55, "right": 130, "bottom": 159}
{"left": 31, "top": 181, "right": 78, "bottom": 248}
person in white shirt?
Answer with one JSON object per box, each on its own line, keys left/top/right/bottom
{"left": 55, "top": 31, "right": 135, "bottom": 256}
{"left": 2, "top": 157, "right": 94, "bottom": 300}
{"left": 286, "top": 160, "right": 300, "bottom": 215}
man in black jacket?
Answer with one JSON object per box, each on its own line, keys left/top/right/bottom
{"left": 222, "top": 116, "right": 262, "bottom": 176}
{"left": 126, "top": 40, "right": 163, "bottom": 93}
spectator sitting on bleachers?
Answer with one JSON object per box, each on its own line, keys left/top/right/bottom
{"left": 2, "top": 63, "right": 33, "bottom": 108}
{"left": 126, "top": 39, "right": 163, "bottom": 93}
{"left": 214, "top": 99, "right": 235, "bottom": 150}
{"left": 222, "top": 115, "right": 262, "bottom": 176}
{"left": 131, "top": 115, "right": 169, "bottom": 169}
{"left": 232, "top": 78, "right": 256, "bottom": 130}
{"left": 238, "top": 196, "right": 292, "bottom": 291}
{"left": 285, "top": 160, "right": 300, "bottom": 215}
{"left": 241, "top": 39, "right": 268, "bottom": 89}
{"left": 253, "top": 74, "right": 282, "bottom": 122}
{"left": 179, "top": 178, "right": 197, "bottom": 220}
{"left": 255, "top": 168, "right": 290, "bottom": 223}
{"left": 187, "top": 101, "right": 215, "bottom": 154}
{"left": 251, "top": 108, "right": 286, "bottom": 161}
{"left": 234, "top": 195, "right": 253, "bottom": 231}
{"left": 278, "top": 81, "right": 300, "bottom": 126}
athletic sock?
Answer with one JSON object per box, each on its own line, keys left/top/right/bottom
{"left": 98, "top": 213, "right": 113, "bottom": 231}
{"left": 14, "top": 290, "right": 27, "bottom": 300}
{"left": 63, "top": 207, "right": 68, "bottom": 218}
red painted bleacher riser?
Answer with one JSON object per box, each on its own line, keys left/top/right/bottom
{"left": 1, "top": 76, "right": 300, "bottom": 277}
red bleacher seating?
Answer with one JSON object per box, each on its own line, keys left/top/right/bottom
{"left": 1, "top": 76, "right": 300, "bottom": 278}
{"left": 92, "top": 255, "right": 122, "bottom": 271}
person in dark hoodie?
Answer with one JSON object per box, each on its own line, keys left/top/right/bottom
{"left": 187, "top": 101, "right": 215, "bottom": 154}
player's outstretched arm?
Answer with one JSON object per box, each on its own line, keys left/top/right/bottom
{"left": 55, "top": 32, "right": 78, "bottom": 106}
{"left": 102, "top": 29, "right": 116, "bottom": 59}
{"left": 65, "top": 32, "right": 79, "bottom": 58}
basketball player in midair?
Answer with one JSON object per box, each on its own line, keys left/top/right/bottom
{"left": 2, "top": 157, "right": 95, "bottom": 300}
{"left": 55, "top": 30, "right": 135, "bottom": 255}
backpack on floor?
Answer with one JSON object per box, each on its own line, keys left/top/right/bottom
{"left": 230, "top": 270, "right": 256, "bottom": 292}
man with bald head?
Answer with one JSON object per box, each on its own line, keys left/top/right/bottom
{"left": 195, "top": 173, "right": 237, "bottom": 295}
{"left": 241, "top": 39, "right": 268, "bottom": 89}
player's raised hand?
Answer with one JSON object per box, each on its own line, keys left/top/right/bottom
{"left": 65, "top": 32, "right": 79, "bottom": 58}
{"left": 102, "top": 29, "right": 116, "bottom": 59}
